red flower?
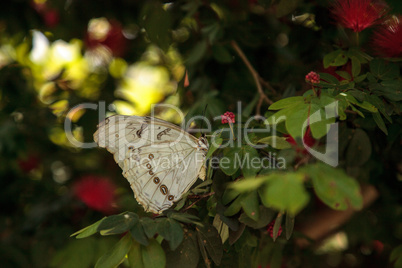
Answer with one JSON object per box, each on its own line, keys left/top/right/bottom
{"left": 221, "top": 111, "right": 235, "bottom": 124}
{"left": 330, "top": 0, "right": 388, "bottom": 32}
{"left": 372, "top": 16, "right": 402, "bottom": 58}
{"left": 73, "top": 175, "right": 117, "bottom": 214}
{"left": 267, "top": 220, "right": 282, "bottom": 239}
{"left": 305, "top": 71, "right": 320, "bottom": 84}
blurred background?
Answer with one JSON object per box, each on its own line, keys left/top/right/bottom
{"left": 0, "top": 0, "right": 401, "bottom": 267}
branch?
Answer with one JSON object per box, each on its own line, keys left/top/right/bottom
{"left": 182, "top": 192, "right": 215, "bottom": 212}
{"left": 230, "top": 40, "right": 274, "bottom": 115}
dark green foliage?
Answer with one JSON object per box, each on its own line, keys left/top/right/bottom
{"left": 1, "top": 0, "right": 401, "bottom": 267}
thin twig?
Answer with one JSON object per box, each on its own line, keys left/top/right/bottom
{"left": 182, "top": 192, "right": 215, "bottom": 212}
{"left": 230, "top": 40, "right": 274, "bottom": 115}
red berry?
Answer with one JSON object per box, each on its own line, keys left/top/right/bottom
{"left": 305, "top": 71, "right": 320, "bottom": 84}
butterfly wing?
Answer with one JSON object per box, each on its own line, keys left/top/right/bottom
{"left": 94, "top": 115, "right": 207, "bottom": 214}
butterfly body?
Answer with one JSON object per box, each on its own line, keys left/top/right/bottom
{"left": 94, "top": 115, "right": 208, "bottom": 214}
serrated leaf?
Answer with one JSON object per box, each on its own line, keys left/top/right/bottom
{"left": 71, "top": 217, "right": 105, "bottom": 239}
{"left": 196, "top": 224, "right": 223, "bottom": 266}
{"left": 95, "top": 233, "right": 132, "bottom": 268}
{"left": 98, "top": 212, "right": 138, "bottom": 236}
{"left": 268, "top": 96, "right": 304, "bottom": 110}
{"left": 258, "top": 136, "right": 292, "bottom": 149}
{"left": 303, "top": 162, "right": 363, "bottom": 210}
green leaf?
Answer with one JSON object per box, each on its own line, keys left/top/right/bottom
{"left": 346, "top": 129, "right": 372, "bottom": 166}
{"left": 239, "top": 206, "right": 275, "bottom": 229}
{"left": 229, "top": 176, "right": 268, "bottom": 193}
{"left": 212, "top": 45, "right": 233, "bottom": 63}
{"left": 229, "top": 224, "right": 246, "bottom": 245}
{"left": 187, "top": 41, "right": 208, "bottom": 65}
{"left": 285, "top": 213, "right": 295, "bottom": 240}
{"left": 273, "top": 0, "right": 302, "bottom": 18}
{"left": 265, "top": 103, "right": 305, "bottom": 126}
{"left": 71, "top": 217, "right": 105, "bottom": 239}
{"left": 169, "top": 212, "right": 202, "bottom": 226}
{"left": 224, "top": 194, "right": 244, "bottom": 216}
{"left": 318, "top": 73, "right": 339, "bottom": 85}
{"left": 141, "top": 239, "right": 166, "bottom": 268}
{"left": 222, "top": 188, "right": 241, "bottom": 205}
{"left": 268, "top": 96, "right": 304, "bottom": 110}
{"left": 206, "top": 137, "right": 222, "bottom": 159}
{"left": 240, "top": 145, "right": 261, "bottom": 178}
{"left": 165, "top": 230, "right": 200, "bottom": 268}
{"left": 258, "top": 136, "right": 292, "bottom": 149}
{"left": 140, "top": 218, "right": 158, "bottom": 238}
{"left": 390, "top": 244, "right": 402, "bottom": 262}
{"left": 141, "top": 4, "right": 171, "bottom": 50}
{"left": 272, "top": 214, "right": 283, "bottom": 241}
{"left": 157, "top": 218, "right": 184, "bottom": 251}
{"left": 240, "top": 191, "right": 260, "bottom": 221}
{"left": 324, "top": 49, "right": 348, "bottom": 68}
{"left": 220, "top": 146, "right": 242, "bottom": 176}
{"left": 196, "top": 224, "right": 223, "bottom": 266}
{"left": 130, "top": 221, "right": 149, "bottom": 246}
{"left": 127, "top": 241, "right": 144, "bottom": 268}
{"left": 373, "top": 112, "right": 388, "bottom": 135}
{"left": 303, "top": 162, "right": 363, "bottom": 210}
{"left": 350, "top": 56, "right": 361, "bottom": 77}
{"left": 50, "top": 238, "right": 96, "bottom": 268}
{"left": 285, "top": 104, "right": 309, "bottom": 138}
{"left": 98, "top": 212, "right": 138, "bottom": 236}
{"left": 309, "top": 104, "right": 336, "bottom": 139}
{"left": 336, "top": 71, "right": 351, "bottom": 80}
{"left": 95, "top": 233, "right": 132, "bottom": 268}
{"left": 260, "top": 172, "right": 309, "bottom": 215}
{"left": 370, "top": 59, "right": 399, "bottom": 80}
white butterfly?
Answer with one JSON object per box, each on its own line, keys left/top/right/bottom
{"left": 93, "top": 115, "right": 208, "bottom": 214}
